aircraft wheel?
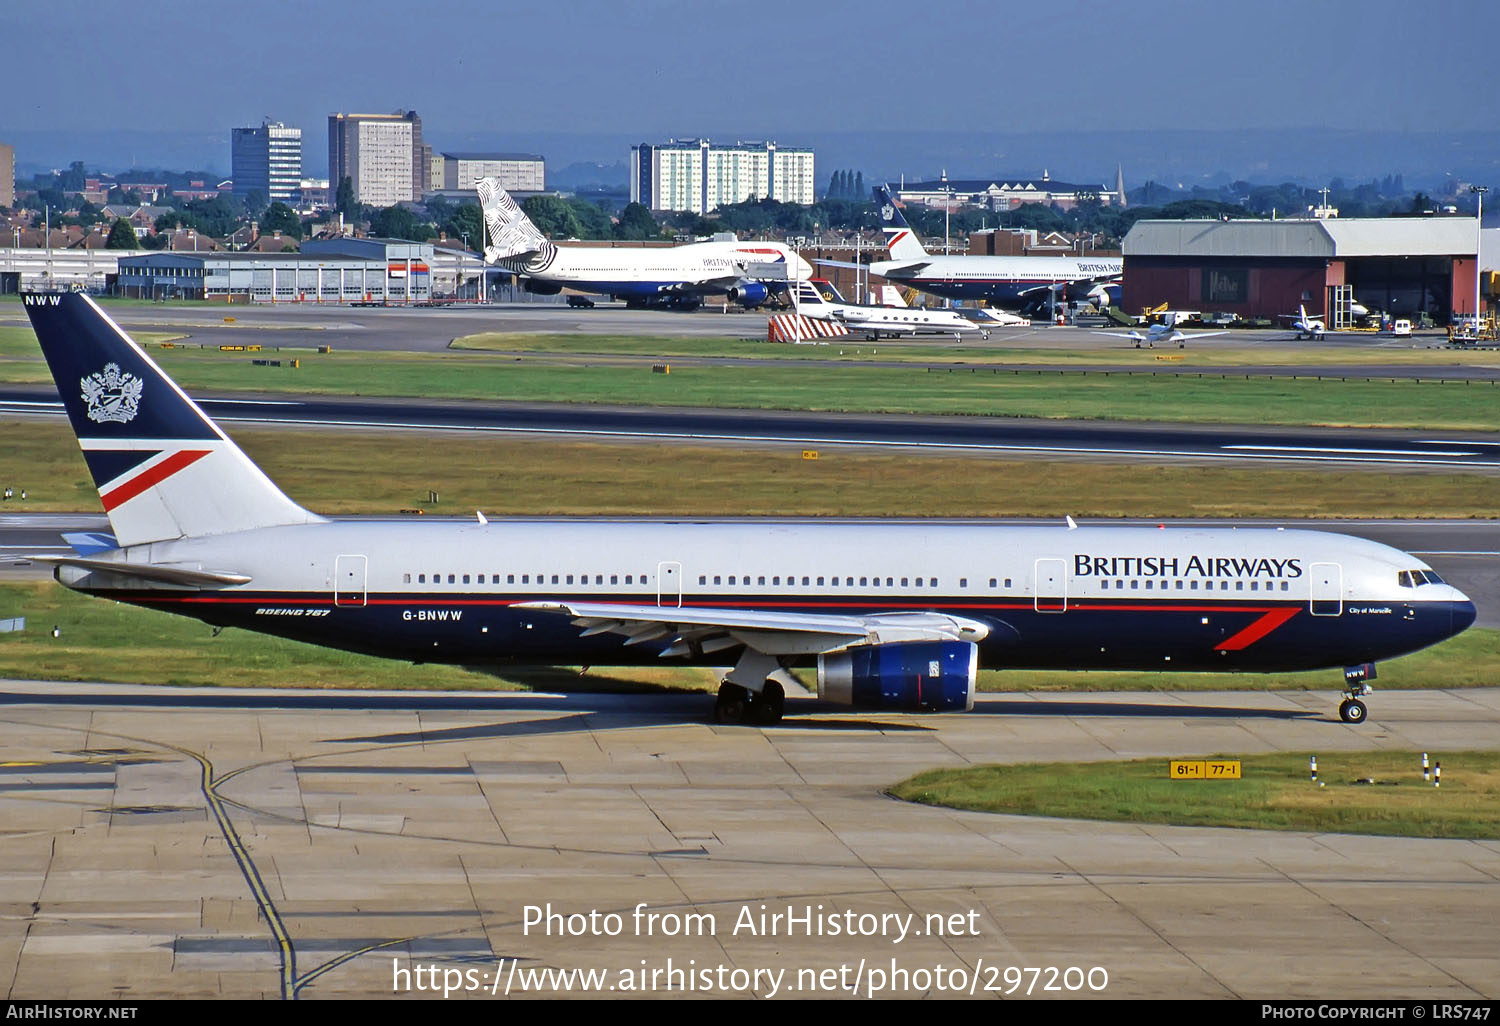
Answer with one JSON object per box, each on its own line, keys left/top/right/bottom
{"left": 1339, "top": 698, "right": 1367, "bottom": 724}
{"left": 755, "top": 682, "right": 785, "bottom": 726}
{"left": 714, "top": 683, "right": 751, "bottom": 725}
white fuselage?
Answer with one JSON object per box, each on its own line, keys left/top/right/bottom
{"left": 497, "top": 240, "right": 812, "bottom": 298}
{"left": 71, "top": 519, "right": 1473, "bottom": 675}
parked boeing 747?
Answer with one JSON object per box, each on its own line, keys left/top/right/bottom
{"left": 476, "top": 178, "right": 809, "bottom": 309}
{"left": 21, "top": 292, "right": 1475, "bottom": 725}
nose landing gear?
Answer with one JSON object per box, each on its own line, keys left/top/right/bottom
{"left": 1338, "top": 666, "right": 1375, "bottom": 723}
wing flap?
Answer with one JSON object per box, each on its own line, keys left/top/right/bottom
{"left": 514, "top": 601, "right": 989, "bottom": 657}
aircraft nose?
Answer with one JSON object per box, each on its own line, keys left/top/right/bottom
{"left": 1453, "top": 596, "right": 1477, "bottom": 635}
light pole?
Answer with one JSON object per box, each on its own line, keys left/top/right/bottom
{"left": 1472, "top": 185, "right": 1488, "bottom": 334}
{"left": 460, "top": 232, "right": 469, "bottom": 301}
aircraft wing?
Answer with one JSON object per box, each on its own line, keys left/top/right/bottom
{"left": 871, "top": 261, "right": 930, "bottom": 279}
{"left": 1090, "top": 330, "right": 1143, "bottom": 340}
{"left": 1185, "top": 330, "right": 1231, "bottom": 340}
{"left": 514, "top": 601, "right": 989, "bottom": 657}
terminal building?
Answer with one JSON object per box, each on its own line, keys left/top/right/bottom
{"left": 1121, "top": 217, "right": 1481, "bottom": 326}
{"left": 897, "top": 169, "right": 1126, "bottom": 212}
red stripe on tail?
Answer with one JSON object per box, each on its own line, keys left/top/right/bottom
{"left": 100, "top": 450, "right": 212, "bottom": 511}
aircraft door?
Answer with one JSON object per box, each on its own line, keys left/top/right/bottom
{"left": 1034, "top": 558, "right": 1067, "bottom": 612}
{"left": 334, "top": 554, "right": 368, "bottom": 607}
{"left": 1309, "top": 562, "right": 1342, "bottom": 616}
{"left": 657, "top": 561, "right": 682, "bottom": 608}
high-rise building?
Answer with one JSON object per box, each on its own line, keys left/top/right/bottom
{"left": 328, "top": 111, "right": 430, "bottom": 208}
{"left": 231, "top": 121, "right": 302, "bottom": 204}
{"left": 441, "top": 153, "right": 544, "bottom": 193}
{"left": 631, "top": 139, "right": 814, "bottom": 213}
{"left": 0, "top": 141, "right": 14, "bottom": 210}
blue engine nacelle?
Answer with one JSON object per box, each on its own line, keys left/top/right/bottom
{"left": 818, "top": 641, "right": 977, "bottom": 712}
{"left": 728, "top": 282, "right": 770, "bottom": 308}
{"left": 523, "top": 279, "right": 562, "bottom": 295}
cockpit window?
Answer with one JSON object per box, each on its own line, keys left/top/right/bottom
{"left": 1399, "top": 570, "right": 1445, "bottom": 588}
{"left": 1421, "top": 570, "right": 1444, "bottom": 585}
{"left": 1398, "top": 571, "right": 1414, "bottom": 588}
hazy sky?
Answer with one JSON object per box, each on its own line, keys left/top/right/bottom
{"left": 4, "top": 0, "right": 1497, "bottom": 175}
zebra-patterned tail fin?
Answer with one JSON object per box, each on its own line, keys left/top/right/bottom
{"left": 476, "top": 177, "right": 552, "bottom": 264}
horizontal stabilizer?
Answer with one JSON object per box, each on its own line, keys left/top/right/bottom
{"left": 29, "top": 554, "right": 251, "bottom": 586}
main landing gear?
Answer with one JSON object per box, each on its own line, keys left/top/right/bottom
{"left": 714, "top": 681, "right": 785, "bottom": 726}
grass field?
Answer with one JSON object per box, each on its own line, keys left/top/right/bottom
{"left": 7, "top": 418, "right": 1500, "bottom": 517}
{"left": 0, "top": 579, "right": 1491, "bottom": 693}
{"left": 1, "top": 324, "right": 1497, "bottom": 429}
{"left": 455, "top": 329, "right": 1500, "bottom": 368}
{"left": 890, "top": 750, "right": 1500, "bottom": 839}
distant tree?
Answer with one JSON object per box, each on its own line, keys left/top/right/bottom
{"left": 335, "top": 177, "right": 358, "bottom": 218}
{"left": 368, "top": 205, "right": 431, "bottom": 241}
{"left": 613, "top": 202, "right": 660, "bottom": 240}
{"left": 260, "top": 201, "right": 303, "bottom": 240}
{"left": 243, "top": 189, "right": 267, "bottom": 219}
{"left": 854, "top": 171, "right": 864, "bottom": 199}
{"left": 1411, "top": 192, "right": 1433, "bottom": 213}
{"left": 138, "top": 232, "right": 168, "bottom": 251}
{"left": 442, "top": 201, "right": 483, "bottom": 247}
{"left": 59, "top": 161, "right": 87, "bottom": 192}
{"left": 105, "top": 218, "right": 139, "bottom": 249}
{"left": 521, "top": 195, "right": 583, "bottom": 239}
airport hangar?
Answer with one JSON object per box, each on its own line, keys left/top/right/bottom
{"left": 1120, "top": 217, "right": 1481, "bottom": 326}
{"left": 115, "top": 238, "right": 437, "bottom": 302}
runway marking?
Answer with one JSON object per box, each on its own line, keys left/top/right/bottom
{"left": 1221, "top": 445, "right": 1481, "bottom": 456}
{"left": 198, "top": 398, "right": 301, "bottom": 406}
{"left": 205, "top": 415, "right": 1499, "bottom": 468}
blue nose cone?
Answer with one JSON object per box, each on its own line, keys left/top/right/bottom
{"left": 1453, "top": 598, "right": 1477, "bottom": 636}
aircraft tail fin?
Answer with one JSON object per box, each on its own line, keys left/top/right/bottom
{"left": 23, "top": 292, "right": 323, "bottom": 548}
{"left": 476, "top": 177, "right": 554, "bottom": 264}
{"left": 874, "top": 184, "right": 929, "bottom": 261}
{"left": 878, "top": 284, "right": 907, "bottom": 308}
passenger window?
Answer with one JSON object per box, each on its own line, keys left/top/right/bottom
{"left": 989, "top": 578, "right": 997, "bottom": 588}
{"left": 566, "top": 575, "right": 573, "bottom": 584}
{"left": 699, "top": 575, "right": 706, "bottom": 585}
{"left": 860, "top": 577, "right": 868, "bottom": 587}
{"left": 820, "top": 576, "right": 828, "bottom": 586}
{"left": 758, "top": 576, "right": 765, "bottom": 586}
{"left": 508, "top": 574, "right": 515, "bottom": 584}
{"left": 802, "top": 576, "right": 810, "bottom": 586}
{"left": 626, "top": 575, "right": 633, "bottom": 584}
{"left": 1005, "top": 578, "right": 1012, "bottom": 588}
{"left": 463, "top": 574, "right": 471, "bottom": 584}
{"left": 1101, "top": 580, "right": 1109, "bottom": 590}
{"left": 611, "top": 575, "right": 618, "bottom": 585}
{"left": 551, "top": 574, "right": 558, "bottom": 584}
{"left": 714, "top": 575, "right": 722, "bottom": 585}
{"left": 773, "top": 576, "right": 781, "bottom": 585}
{"left": 447, "top": 574, "right": 455, "bottom": 584}
{"left": 729, "top": 576, "right": 736, "bottom": 586}
{"left": 417, "top": 574, "right": 425, "bottom": 583}
{"left": 959, "top": 578, "right": 967, "bottom": 588}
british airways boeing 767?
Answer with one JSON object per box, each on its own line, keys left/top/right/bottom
{"left": 21, "top": 292, "right": 1475, "bottom": 724}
